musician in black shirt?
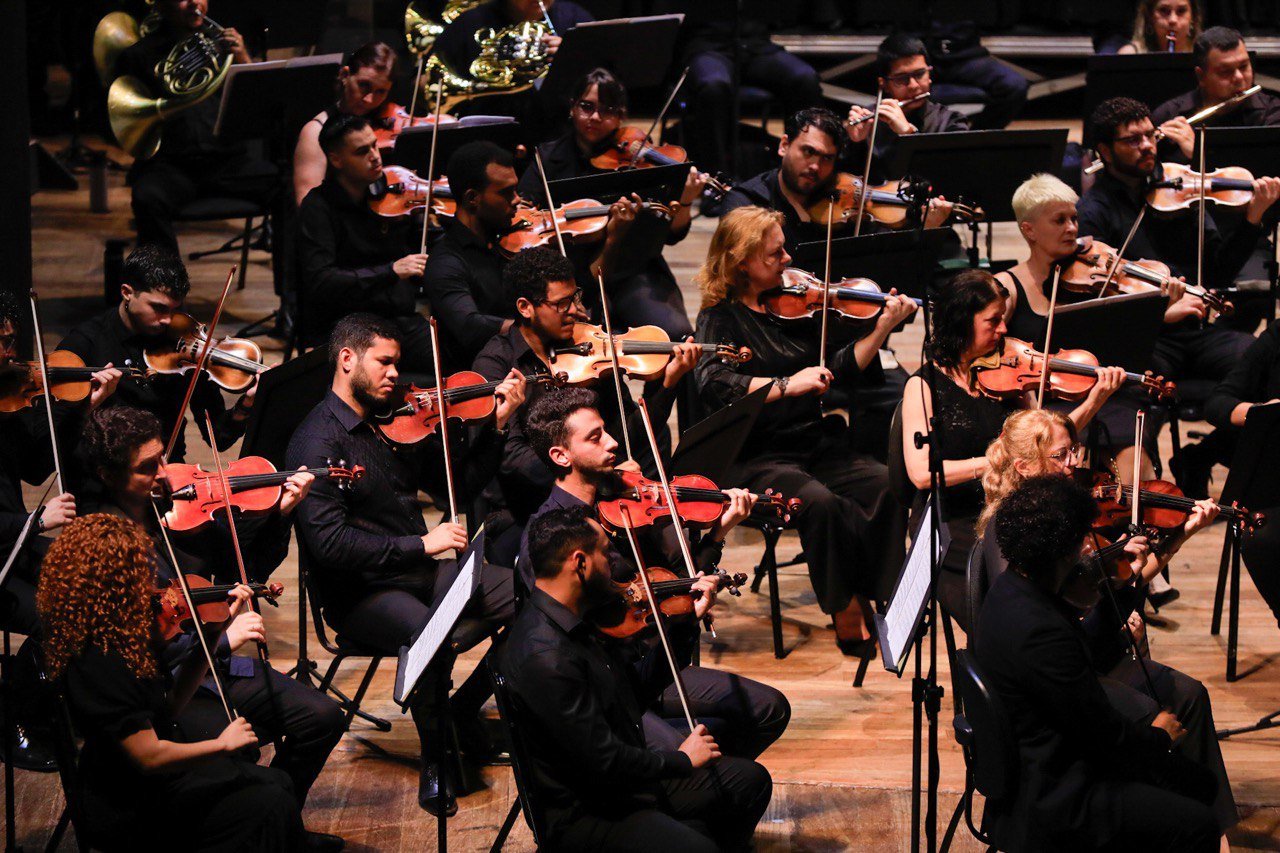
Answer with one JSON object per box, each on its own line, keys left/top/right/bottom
{"left": 498, "top": 507, "right": 773, "bottom": 852}
{"left": 296, "top": 114, "right": 432, "bottom": 370}
{"left": 287, "top": 313, "right": 524, "bottom": 816}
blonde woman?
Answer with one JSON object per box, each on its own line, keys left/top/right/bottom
{"left": 693, "top": 205, "right": 916, "bottom": 652}
{"left": 1119, "top": 0, "right": 1202, "bottom": 54}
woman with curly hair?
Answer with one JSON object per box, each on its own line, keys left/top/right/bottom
{"left": 37, "top": 513, "right": 303, "bottom": 851}
{"left": 693, "top": 205, "right": 917, "bottom": 652}
{"left": 899, "top": 269, "right": 1125, "bottom": 630}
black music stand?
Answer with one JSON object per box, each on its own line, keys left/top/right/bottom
{"left": 543, "top": 164, "right": 692, "bottom": 207}
{"left": 240, "top": 347, "right": 333, "bottom": 468}
{"left": 1211, "top": 402, "right": 1280, "bottom": 692}
{"left": 1083, "top": 54, "right": 1199, "bottom": 146}
{"left": 540, "top": 15, "right": 684, "bottom": 105}
{"left": 393, "top": 119, "right": 524, "bottom": 176}
{"left": 1052, "top": 291, "right": 1168, "bottom": 375}
{"left": 671, "top": 383, "right": 770, "bottom": 483}
{"left": 792, "top": 229, "right": 946, "bottom": 301}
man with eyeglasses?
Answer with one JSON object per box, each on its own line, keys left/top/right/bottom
{"left": 471, "top": 247, "right": 700, "bottom": 565}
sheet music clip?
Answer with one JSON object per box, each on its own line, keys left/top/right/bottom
{"left": 393, "top": 525, "right": 487, "bottom": 710}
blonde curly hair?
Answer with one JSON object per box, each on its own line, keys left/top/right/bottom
{"left": 37, "top": 514, "right": 159, "bottom": 682}
{"left": 977, "top": 408, "right": 1078, "bottom": 537}
{"left": 695, "top": 206, "right": 786, "bottom": 310}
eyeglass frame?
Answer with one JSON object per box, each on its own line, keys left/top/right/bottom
{"left": 1047, "top": 443, "right": 1084, "bottom": 462}
{"left": 884, "top": 66, "right": 932, "bottom": 86}
{"left": 536, "top": 288, "right": 586, "bottom": 314}
{"left": 573, "top": 99, "right": 624, "bottom": 120}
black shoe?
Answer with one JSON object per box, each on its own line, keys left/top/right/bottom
{"left": 454, "top": 715, "right": 511, "bottom": 766}
{"left": 1, "top": 721, "right": 58, "bottom": 773}
{"left": 418, "top": 761, "right": 457, "bottom": 817}
{"left": 304, "top": 830, "right": 345, "bottom": 852}
{"left": 1148, "top": 587, "right": 1181, "bottom": 610}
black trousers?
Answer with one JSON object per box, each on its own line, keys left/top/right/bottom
{"left": 731, "top": 442, "right": 906, "bottom": 612}
{"left": 932, "top": 56, "right": 1029, "bottom": 130}
{"left": 687, "top": 45, "right": 822, "bottom": 177}
{"left": 129, "top": 150, "right": 277, "bottom": 254}
{"left": 643, "top": 665, "right": 791, "bottom": 761}
{"left": 332, "top": 560, "right": 515, "bottom": 754}
{"left": 1150, "top": 322, "right": 1255, "bottom": 386}
{"left": 178, "top": 657, "right": 345, "bottom": 808}
{"left": 553, "top": 756, "right": 773, "bottom": 853}
{"left": 608, "top": 265, "right": 694, "bottom": 343}
{"left": 1240, "top": 506, "right": 1280, "bottom": 630}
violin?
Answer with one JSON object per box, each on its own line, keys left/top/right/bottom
{"left": 1061, "top": 238, "right": 1233, "bottom": 316}
{"left": 154, "top": 573, "right": 283, "bottom": 642}
{"left": 162, "top": 457, "right": 364, "bottom": 532}
{"left": 143, "top": 312, "right": 266, "bottom": 393}
{"left": 1147, "top": 162, "right": 1257, "bottom": 214}
{"left": 971, "top": 336, "right": 1175, "bottom": 403}
{"left": 499, "top": 199, "right": 673, "bottom": 257}
{"left": 597, "top": 469, "right": 802, "bottom": 531}
{"left": 375, "top": 370, "right": 561, "bottom": 445}
{"left": 762, "top": 268, "right": 924, "bottom": 324}
{"left": 368, "top": 165, "right": 455, "bottom": 219}
{"left": 588, "top": 126, "right": 731, "bottom": 199}
{"left": 0, "top": 350, "right": 148, "bottom": 414}
{"left": 369, "top": 101, "right": 457, "bottom": 149}
{"left": 591, "top": 566, "right": 747, "bottom": 640}
{"left": 548, "top": 322, "right": 750, "bottom": 385}
{"left": 1088, "top": 471, "right": 1265, "bottom": 535}
{"left": 807, "top": 172, "right": 984, "bottom": 229}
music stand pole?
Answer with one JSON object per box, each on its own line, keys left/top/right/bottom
{"left": 2, "top": 629, "right": 17, "bottom": 853}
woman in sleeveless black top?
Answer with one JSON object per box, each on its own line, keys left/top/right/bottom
{"left": 900, "top": 270, "right": 1124, "bottom": 631}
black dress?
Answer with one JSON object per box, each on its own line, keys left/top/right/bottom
{"left": 62, "top": 646, "right": 302, "bottom": 851}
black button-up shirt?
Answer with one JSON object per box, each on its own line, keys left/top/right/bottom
{"left": 285, "top": 390, "right": 500, "bottom": 621}
{"left": 721, "top": 169, "right": 829, "bottom": 254}
{"left": 853, "top": 100, "right": 972, "bottom": 182}
{"left": 295, "top": 177, "right": 422, "bottom": 346}
{"left": 422, "top": 218, "right": 513, "bottom": 370}
{"left": 1152, "top": 87, "right": 1280, "bottom": 164}
{"left": 59, "top": 306, "right": 243, "bottom": 467}
{"left": 497, "top": 587, "right": 693, "bottom": 843}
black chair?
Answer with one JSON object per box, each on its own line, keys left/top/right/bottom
{"left": 941, "top": 649, "right": 1019, "bottom": 852}
{"left": 488, "top": 663, "right": 548, "bottom": 852}
{"left": 172, "top": 196, "right": 270, "bottom": 291}
{"left": 44, "top": 686, "right": 98, "bottom": 853}
{"left": 743, "top": 517, "right": 805, "bottom": 660}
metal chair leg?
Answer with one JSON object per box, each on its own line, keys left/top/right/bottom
{"left": 489, "top": 799, "right": 521, "bottom": 853}
{"left": 236, "top": 217, "right": 251, "bottom": 290}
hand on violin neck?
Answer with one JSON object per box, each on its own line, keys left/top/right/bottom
{"left": 690, "top": 572, "right": 720, "bottom": 619}
{"left": 604, "top": 195, "right": 641, "bottom": 240}
{"left": 278, "top": 468, "right": 315, "bottom": 516}
{"left": 678, "top": 168, "right": 708, "bottom": 206}
{"left": 493, "top": 368, "right": 528, "bottom": 429}
{"left": 662, "top": 338, "right": 702, "bottom": 388}
{"left": 394, "top": 253, "right": 429, "bottom": 280}
{"left": 1182, "top": 499, "right": 1220, "bottom": 539}
{"left": 88, "top": 364, "right": 123, "bottom": 411}
{"left": 923, "top": 198, "right": 953, "bottom": 228}
{"left": 1121, "top": 534, "right": 1151, "bottom": 579}
{"left": 226, "top": 609, "right": 266, "bottom": 653}
{"left": 1246, "top": 175, "right": 1280, "bottom": 225}
{"left": 1164, "top": 292, "right": 1207, "bottom": 324}
{"left": 709, "top": 488, "right": 756, "bottom": 541}
{"left": 873, "top": 289, "right": 919, "bottom": 335}
{"left": 1083, "top": 365, "right": 1126, "bottom": 408}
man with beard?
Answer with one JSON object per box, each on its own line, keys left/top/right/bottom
{"left": 1077, "top": 97, "right": 1280, "bottom": 390}
{"left": 498, "top": 507, "right": 775, "bottom": 852}
{"left": 286, "top": 313, "right": 525, "bottom": 815}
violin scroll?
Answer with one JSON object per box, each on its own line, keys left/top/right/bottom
{"left": 324, "top": 458, "right": 366, "bottom": 491}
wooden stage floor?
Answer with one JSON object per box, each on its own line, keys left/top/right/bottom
{"left": 8, "top": 136, "right": 1280, "bottom": 851}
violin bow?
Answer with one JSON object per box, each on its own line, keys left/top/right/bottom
{"left": 1195, "top": 126, "right": 1207, "bottom": 308}
{"left": 1096, "top": 209, "right": 1147, "bottom": 299}
{"left": 419, "top": 78, "right": 445, "bottom": 256}
{"left": 408, "top": 53, "right": 424, "bottom": 120}
{"left": 818, "top": 191, "right": 835, "bottom": 372}
{"left": 852, "top": 87, "right": 885, "bottom": 238}
{"left": 1034, "top": 265, "right": 1064, "bottom": 409}
{"left": 27, "top": 290, "right": 63, "bottom": 495}
{"left": 150, "top": 501, "right": 237, "bottom": 722}
{"left": 428, "top": 317, "right": 460, "bottom": 525}
{"left": 533, "top": 149, "right": 569, "bottom": 257}
{"left": 596, "top": 271, "right": 636, "bottom": 463}
{"left": 634, "top": 66, "right": 689, "bottom": 173}
{"left": 163, "top": 266, "right": 238, "bottom": 461}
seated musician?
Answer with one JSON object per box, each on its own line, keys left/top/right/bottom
{"left": 37, "top": 515, "right": 304, "bottom": 851}
{"left": 295, "top": 114, "right": 433, "bottom": 372}
{"left": 59, "top": 244, "right": 255, "bottom": 469}
{"left": 293, "top": 42, "right": 400, "bottom": 207}
{"left": 472, "top": 247, "right": 699, "bottom": 555}
{"left": 1206, "top": 321, "right": 1280, "bottom": 630}
{"left": 117, "top": 0, "right": 276, "bottom": 254}
{"left": 517, "top": 67, "right": 705, "bottom": 343}
{"left": 499, "top": 506, "right": 775, "bottom": 852}
{"left": 80, "top": 405, "right": 349, "bottom": 850}
{"left": 1118, "top": 0, "right": 1201, "bottom": 54}
{"left": 1078, "top": 97, "right": 1279, "bottom": 386}
{"left": 900, "top": 270, "right": 1123, "bottom": 631}
{"left": 693, "top": 206, "right": 915, "bottom": 653}
{"left": 286, "top": 313, "right": 524, "bottom": 816}
{"left": 974, "top": 475, "right": 1222, "bottom": 852}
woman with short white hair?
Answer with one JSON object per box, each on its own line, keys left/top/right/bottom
{"left": 997, "top": 173, "right": 1083, "bottom": 344}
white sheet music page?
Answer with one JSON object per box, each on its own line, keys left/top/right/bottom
{"left": 882, "top": 500, "right": 946, "bottom": 673}
{"left": 395, "top": 548, "right": 479, "bottom": 706}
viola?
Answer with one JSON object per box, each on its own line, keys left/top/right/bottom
{"left": 1088, "top": 471, "right": 1265, "bottom": 534}
{"left": 369, "top": 101, "right": 458, "bottom": 149}
{"left": 1062, "top": 238, "right": 1233, "bottom": 316}
{"left": 375, "top": 370, "right": 561, "bottom": 445}
{"left": 588, "top": 126, "right": 731, "bottom": 199}
{"left": 597, "top": 469, "right": 801, "bottom": 531}
{"left": 762, "top": 268, "right": 924, "bottom": 324}
{"left": 368, "top": 165, "right": 455, "bottom": 219}
{"left": 971, "top": 336, "right": 1175, "bottom": 403}
{"left": 1147, "top": 163, "right": 1257, "bottom": 214}
{"left": 498, "top": 198, "right": 673, "bottom": 257}
{"left": 162, "top": 457, "right": 364, "bottom": 532}
{"left": 548, "top": 322, "right": 750, "bottom": 385}
{"left": 591, "top": 566, "right": 747, "bottom": 640}
{"left": 807, "top": 172, "right": 983, "bottom": 229}
{"left": 143, "top": 312, "right": 266, "bottom": 393}
{"left": 0, "top": 351, "right": 149, "bottom": 414}
{"left": 154, "top": 573, "right": 283, "bottom": 642}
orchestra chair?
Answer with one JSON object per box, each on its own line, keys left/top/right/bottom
{"left": 487, "top": 662, "right": 548, "bottom": 852}
{"left": 1161, "top": 378, "right": 1218, "bottom": 492}
{"left": 742, "top": 516, "right": 803, "bottom": 661}
{"left": 940, "top": 649, "right": 1018, "bottom": 852}
{"left": 45, "top": 688, "right": 97, "bottom": 852}
{"left": 172, "top": 195, "right": 271, "bottom": 292}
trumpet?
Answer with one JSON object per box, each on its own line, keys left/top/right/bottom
{"left": 1084, "top": 84, "right": 1263, "bottom": 175}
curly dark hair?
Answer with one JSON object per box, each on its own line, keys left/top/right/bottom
{"left": 1090, "top": 96, "right": 1151, "bottom": 146}
{"left": 38, "top": 514, "right": 160, "bottom": 681}
{"left": 783, "top": 107, "right": 844, "bottom": 149}
{"left": 994, "top": 475, "right": 1098, "bottom": 579}
{"left": 505, "top": 246, "right": 576, "bottom": 312}
{"left": 0, "top": 289, "right": 23, "bottom": 332}
{"left": 83, "top": 405, "right": 162, "bottom": 485}
{"left": 926, "top": 269, "right": 1007, "bottom": 371}
{"left": 524, "top": 387, "right": 601, "bottom": 472}
{"left": 123, "top": 244, "right": 190, "bottom": 300}
{"left": 527, "top": 505, "right": 600, "bottom": 580}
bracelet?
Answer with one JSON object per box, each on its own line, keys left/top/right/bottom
{"left": 775, "top": 375, "right": 789, "bottom": 396}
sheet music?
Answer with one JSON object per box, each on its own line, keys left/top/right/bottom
{"left": 880, "top": 500, "right": 949, "bottom": 674}
{"left": 394, "top": 547, "right": 479, "bottom": 706}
